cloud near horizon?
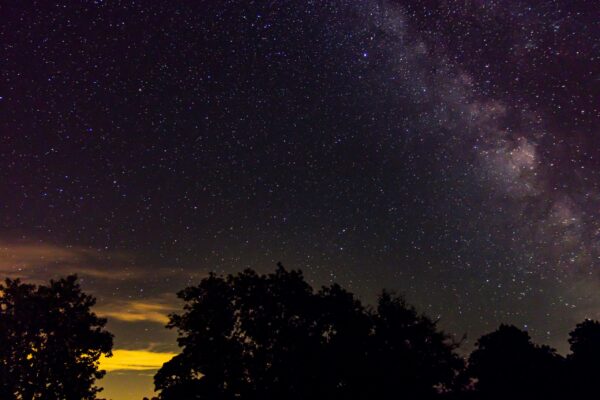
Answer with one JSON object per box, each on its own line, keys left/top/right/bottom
{"left": 97, "top": 300, "right": 176, "bottom": 325}
{"left": 0, "top": 241, "right": 138, "bottom": 281}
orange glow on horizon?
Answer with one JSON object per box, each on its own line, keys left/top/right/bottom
{"left": 100, "top": 349, "right": 176, "bottom": 371}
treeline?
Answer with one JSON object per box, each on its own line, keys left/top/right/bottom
{"left": 1, "top": 265, "right": 598, "bottom": 399}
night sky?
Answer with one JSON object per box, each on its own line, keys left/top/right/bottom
{"left": 2, "top": 0, "right": 599, "bottom": 398}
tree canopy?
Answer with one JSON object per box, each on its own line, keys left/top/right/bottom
{"left": 0, "top": 275, "right": 113, "bottom": 400}
{"left": 153, "top": 265, "right": 600, "bottom": 400}
{"left": 467, "top": 324, "right": 565, "bottom": 399}
{"left": 154, "top": 264, "right": 463, "bottom": 400}
{"left": 2, "top": 268, "right": 600, "bottom": 400}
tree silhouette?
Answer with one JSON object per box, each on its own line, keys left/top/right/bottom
{"left": 154, "top": 264, "right": 462, "bottom": 399}
{"left": 365, "top": 291, "right": 464, "bottom": 399}
{"left": 6, "top": 271, "right": 600, "bottom": 400}
{"left": 0, "top": 275, "right": 113, "bottom": 400}
{"left": 567, "top": 319, "right": 600, "bottom": 396}
{"left": 151, "top": 264, "right": 600, "bottom": 400}
{"left": 466, "top": 324, "right": 565, "bottom": 399}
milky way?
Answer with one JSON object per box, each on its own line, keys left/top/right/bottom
{"left": 2, "top": 1, "right": 599, "bottom": 398}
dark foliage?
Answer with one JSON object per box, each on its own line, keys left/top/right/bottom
{"left": 154, "top": 264, "right": 463, "bottom": 400}
{"left": 0, "top": 275, "right": 113, "bottom": 400}
{"left": 466, "top": 324, "right": 565, "bottom": 399}
{"left": 4, "top": 269, "right": 600, "bottom": 400}
{"left": 153, "top": 264, "right": 600, "bottom": 400}
{"left": 567, "top": 319, "right": 600, "bottom": 397}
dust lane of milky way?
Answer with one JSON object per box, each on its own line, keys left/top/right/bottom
{"left": 1, "top": 1, "right": 599, "bottom": 399}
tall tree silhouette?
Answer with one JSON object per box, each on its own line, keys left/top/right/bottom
{"left": 365, "top": 291, "right": 463, "bottom": 399}
{"left": 0, "top": 275, "right": 113, "bottom": 400}
{"left": 466, "top": 324, "right": 565, "bottom": 399}
{"left": 567, "top": 319, "right": 600, "bottom": 396}
{"left": 154, "top": 264, "right": 462, "bottom": 400}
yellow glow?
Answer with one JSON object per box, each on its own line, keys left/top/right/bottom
{"left": 100, "top": 349, "right": 176, "bottom": 371}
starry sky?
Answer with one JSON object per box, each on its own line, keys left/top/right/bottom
{"left": 2, "top": 0, "right": 599, "bottom": 399}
